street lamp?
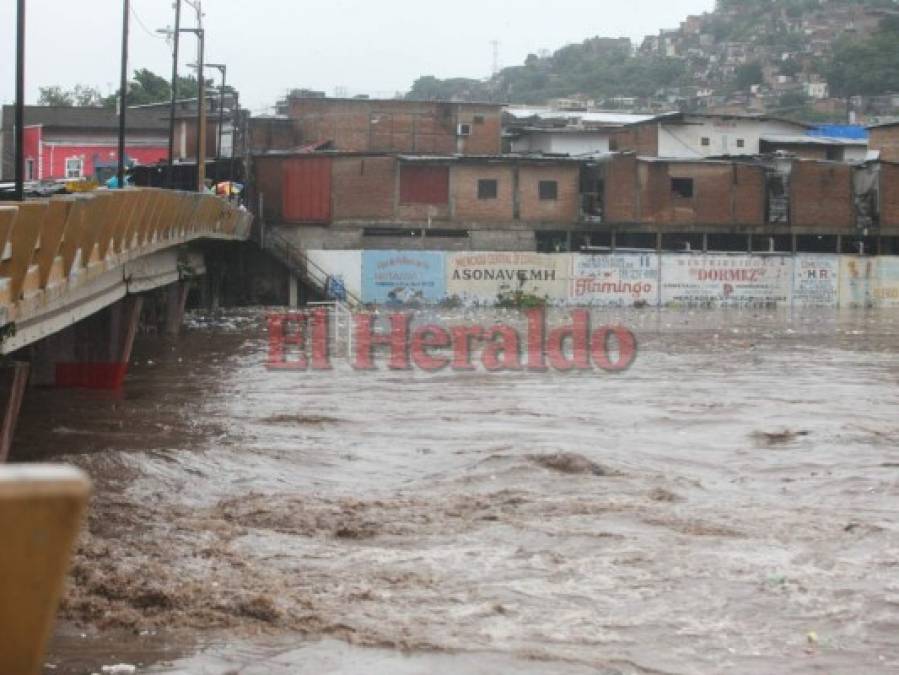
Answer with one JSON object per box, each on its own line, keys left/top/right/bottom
{"left": 191, "top": 62, "right": 226, "bottom": 187}
{"left": 158, "top": 26, "right": 205, "bottom": 192}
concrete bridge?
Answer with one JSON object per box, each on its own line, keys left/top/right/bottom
{"left": 0, "top": 189, "right": 252, "bottom": 461}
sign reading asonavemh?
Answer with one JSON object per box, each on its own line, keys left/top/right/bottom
{"left": 446, "top": 252, "right": 568, "bottom": 304}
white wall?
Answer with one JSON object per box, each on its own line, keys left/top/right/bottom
{"left": 657, "top": 116, "right": 806, "bottom": 158}
{"left": 511, "top": 131, "right": 612, "bottom": 156}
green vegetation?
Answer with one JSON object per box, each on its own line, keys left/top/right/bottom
{"left": 495, "top": 291, "right": 547, "bottom": 309}
{"left": 408, "top": 37, "right": 686, "bottom": 104}
{"left": 407, "top": 0, "right": 899, "bottom": 107}
{"left": 825, "top": 15, "right": 899, "bottom": 97}
{"left": 36, "top": 69, "right": 210, "bottom": 108}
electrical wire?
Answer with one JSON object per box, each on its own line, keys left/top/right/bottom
{"left": 130, "top": 2, "right": 168, "bottom": 42}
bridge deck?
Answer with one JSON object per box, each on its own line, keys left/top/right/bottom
{"left": 0, "top": 188, "right": 252, "bottom": 353}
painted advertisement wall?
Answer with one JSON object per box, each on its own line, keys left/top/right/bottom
{"left": 839, "top": 256, "right": 876, "bottom": 308}
{"left": 569, "top": 253, "right": 660, "bottom": 307}
{"left": 310, "top": 250, "right": 899, "bottom": 308}
{"left": 306, "top": 250, "right": 362, "bottom": 302}
{"left": 446, "top": 252, "right": 568, "bottom": 304}
{"left": 838, "top": 256, "right": 899, "bottom": 308}
{"left": 660, "top": 254, "right": 792, "bottom": 307}
{"left": 874, "top": 257, "right": 899, "bottom": 308}
{"left": 793, "top": 255, "right": 840, "bottom": 307}
{"left": 361, "top": 251, "right": 445, "bottom": 305}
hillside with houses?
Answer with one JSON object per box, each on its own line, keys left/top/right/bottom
{"left": 408, "top": 0, "right": 899, "bottom": 124}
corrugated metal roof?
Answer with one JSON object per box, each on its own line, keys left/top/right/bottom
{"left": 1, "top": 105, "right": 169, "bottom": 131}
{"left": 760, "top": 134, "right": 867, "bottom": 146}
{"left": 504, "top": 107, "right": 658, "bottom": 126}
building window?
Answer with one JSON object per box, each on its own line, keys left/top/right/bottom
{"left": 671, "top": 177, "right": 694, "bottom": 198}
{"left": 65, "top": 158, "right": 83, "bottom": 179}
{"left": 701, "top": 137, "right": 711, "bottom": 146}
{"left": 478, "top": 179, "right": 498, "bottom": 199}
{"left": 736, "top": 139, "right": 745, "bottom": 148}
{"left": 473, "top": 115, "right": 485, "bottom": 125}
{"left": 25, "top": 159, "right": 34, "bottom": 181}
{"left": 399, "top": 165, "right": 450, "bottom": 205}
{"left": 538, "top": 180, "right": 558, "bottom": 200}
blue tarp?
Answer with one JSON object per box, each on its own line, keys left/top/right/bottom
{"left": 809, "top": 125, "right": 869, "bottom": 140}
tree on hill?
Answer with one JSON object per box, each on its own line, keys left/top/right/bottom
{"left": 826, "top": 16, "right": 899, "bottom": 97}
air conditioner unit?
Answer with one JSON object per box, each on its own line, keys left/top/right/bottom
{"left": 457, "top": 123, "right": 472, "bottom": 137}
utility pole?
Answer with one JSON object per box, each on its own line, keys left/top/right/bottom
{"left": 186, "top": 1, "right": 206, "bottom": 192}
{"left": 14, "top": 0, "right": 26, "bottom": 201}
{"left": 117, "top": 0, "right": 130, "bottom": 190}
{"left": 198, "top": 64, "right": 226, "bottom": 187}
{"left": 196, "top": 29, "right": 206, "bottom": 192}
{"left": 167, "top": 0, "right": 181, "bottom": 187}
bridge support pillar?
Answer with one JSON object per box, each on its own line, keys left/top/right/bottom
{"left": 31, "top": 296, "right": 144, "bottom": 390}
{"left": 164, "top": 282, "right": 191, "bottom": 336}
{"left": 0, "top": 362, "right": 30, "bottom": 463}
{"left": 288, "top": 273, "right": 300, "bottom": 308}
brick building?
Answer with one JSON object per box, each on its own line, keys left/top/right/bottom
{"left": 253, "top": 149, "right": 899, "bottom": 254}
{"left": 869, "top": 121, "right": 899, "bottom": 162}
{"left": 254, "top": 95, "right": 503, "bottom": 156}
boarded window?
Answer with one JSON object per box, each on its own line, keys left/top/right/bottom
{"left": 478, "top": 179, "right": 498, "bottom": 199}
{"left": 671, "top": 177, "right": 694, "bottom": 198}
{"left": 399, "top": 165, "right": 449, "bottom": 205}
{"left": 539, "top": 180, "right": 558, "bottom": 200}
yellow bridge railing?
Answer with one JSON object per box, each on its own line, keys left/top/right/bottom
{"left": 0, "top": 188, "right": 252, "bottom": 327}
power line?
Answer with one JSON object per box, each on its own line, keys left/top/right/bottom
{"left": 130, "top": 3, "right": 167, "bottom": 42}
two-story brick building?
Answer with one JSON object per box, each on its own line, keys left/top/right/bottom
{"left": 869, "top": 121, "right": 899, "bottom": 162}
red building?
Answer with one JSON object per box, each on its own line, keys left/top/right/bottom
{"left": 1, "top": 106, "right": 170, "bottom": 182}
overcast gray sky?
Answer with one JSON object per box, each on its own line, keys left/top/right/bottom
{"left": 1, "top": 0, "right": 714, "bottom": 112}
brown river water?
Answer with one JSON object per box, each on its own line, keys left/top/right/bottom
{"left": 10, "top": 307, "right": 899, "bottom": 674}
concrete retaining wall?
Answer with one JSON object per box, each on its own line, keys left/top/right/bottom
{"left": 304, "top": 250, "right": 899, "bottom": 308}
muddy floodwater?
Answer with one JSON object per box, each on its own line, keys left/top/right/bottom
{"left": 13, "top": 307, "right": 899, "bottom": 674}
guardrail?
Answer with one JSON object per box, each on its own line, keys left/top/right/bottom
{"left": 263, "top": 228, "right": 362, "bottom": 307}
{"left": 0, "top": 188, "right": 253, "bottom": 328}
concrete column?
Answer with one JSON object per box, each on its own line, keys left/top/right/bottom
{"left": 33, "top": 296, "right": 144, "bottom": 390}
{"left": 0, "top": 362, "right": 30, "bottom": 463}
{"left": 164, "top": 282, "right": 191, "bottom": 336}
{"left": 288, "top": 273, "right": 300, "bottom": 308}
